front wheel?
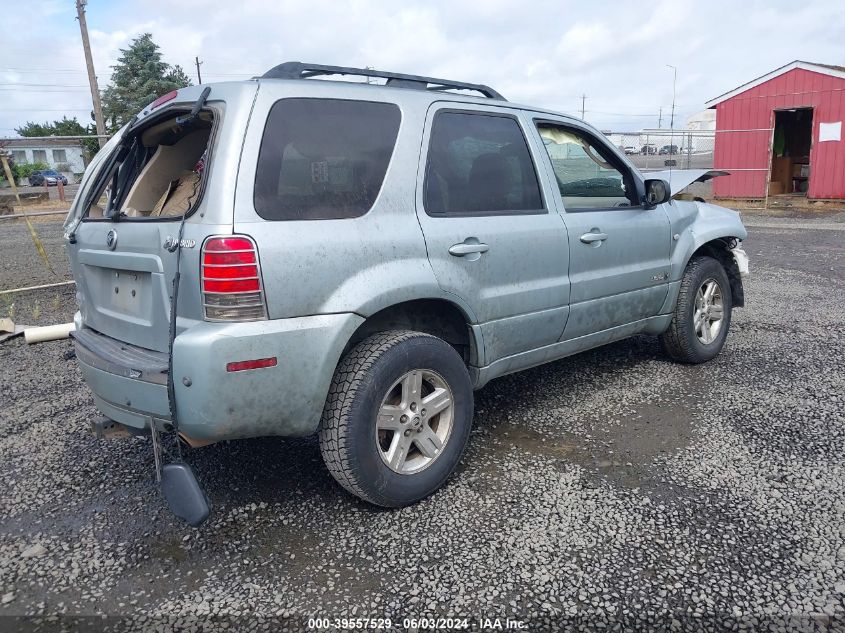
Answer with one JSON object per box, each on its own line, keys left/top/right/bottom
{"left": 319, "top": 330, "right": 473, "bottom": 507}
{"left": 660, "top": 255, "right": 733, "bottom": 364}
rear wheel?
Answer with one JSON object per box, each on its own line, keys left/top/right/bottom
{"left": 661, "top": 256, "right": 733, "bottom": 363}
{"left": 319, "top": 330, "right": 473, "bottom": 507}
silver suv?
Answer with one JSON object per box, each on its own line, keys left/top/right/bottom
{"left": 65, "top": 62, "right": 748, "bottom": 521}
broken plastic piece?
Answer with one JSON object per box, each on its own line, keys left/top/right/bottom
{"left": 730, "top": 247, "right": 750, "bottom": 277}
{"left": 0, "top": 318, "right": 29, "bottom": 343}
{"left": 161, "top": 463, "right": 211, "bottom": 527}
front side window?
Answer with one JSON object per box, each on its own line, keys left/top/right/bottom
{"left": 424, "top": 111, "right": 543, "bottom": 216}
{"left": 254, "top": 99, "right": 401, "bottom": 221}
{"left": 537, "top": 123, "right": 637, "bottom": 210}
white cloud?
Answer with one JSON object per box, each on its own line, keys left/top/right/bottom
{"left": 1, "top": 0, "right": 843, "bottom": 136}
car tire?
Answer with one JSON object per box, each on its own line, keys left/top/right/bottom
{"left": 660, "top": 255, "right": 733, "bottom": 364}
{"left": 319, "top": 330, "right": 473, "bottom": 507}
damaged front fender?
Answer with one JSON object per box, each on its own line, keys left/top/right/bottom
{"left": 665, "top": 200, "right": 749, "bottom": 307}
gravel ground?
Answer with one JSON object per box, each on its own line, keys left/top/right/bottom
{"left": 1, "top": 218, "right": 844, "bottom": 632}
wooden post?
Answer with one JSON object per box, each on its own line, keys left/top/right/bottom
{"left": 76, "top": 0, "right": 107, "bottom": 148}
{"left": 0, "top": 155, "right": 20, "bottom": 205}
{"left": 58, "top": 179, "right": 66, "bottom": 203}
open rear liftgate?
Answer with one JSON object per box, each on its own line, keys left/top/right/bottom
{"left": 77, "top": 88, "right": 214, "bottom": 527}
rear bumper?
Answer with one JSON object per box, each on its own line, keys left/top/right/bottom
{"left": 74, "top": 312, "right": 363, "bottom": 441}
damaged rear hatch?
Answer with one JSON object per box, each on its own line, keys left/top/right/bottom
{"left": 65, "top": 83, "right": 257, "bottom": 353}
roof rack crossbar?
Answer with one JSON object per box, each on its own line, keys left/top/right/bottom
{"left": 260, "top": 62, "right": 506, "bottom": 100}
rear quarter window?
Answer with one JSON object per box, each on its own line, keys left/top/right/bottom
{"left": 253, "top": 98, "right": 401, "bottom": 221}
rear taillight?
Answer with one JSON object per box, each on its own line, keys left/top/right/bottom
{"left": 201, "top": 236, "right": 268, "bottom": 321}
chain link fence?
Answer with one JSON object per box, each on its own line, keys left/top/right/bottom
{"left": 606, "top": 129, "right": 716, "bottom": 171}
{"left": 605, "top": 129, "right": 716, "bottom": 198}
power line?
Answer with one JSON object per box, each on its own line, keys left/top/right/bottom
{"left": 0, "top": 89, "right": 90, "bottom": 93}
{"left": 0, "top": 82, "right": 90, "bottom": 88}
{"left": 585, "top": 110, "right": 658, "bottom": 117}
{"left": 0, "top": 108, "right": 94, "bottom": 112}
{"left": 0, "top": 67, "right": 88, "bottom": 73}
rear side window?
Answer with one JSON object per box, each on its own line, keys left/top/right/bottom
{"left": 424, "top": 111, "right": 543, "bottom": 216}
{"left": 254, "top": 98, "right": 401, "bottom": 220}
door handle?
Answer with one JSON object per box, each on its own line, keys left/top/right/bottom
{"left": 580, "top": 232, "right": 608, "bottom": 244}
{"left": 449, "top": 241, "right": 490, "bottom": 256}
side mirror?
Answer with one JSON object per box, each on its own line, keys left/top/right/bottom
{"left": 643, "top": 179, "right": 671, "bottom": 208}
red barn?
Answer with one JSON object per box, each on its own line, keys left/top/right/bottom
{"left": 706, "top": 61, "right": 845, "bottom": 200}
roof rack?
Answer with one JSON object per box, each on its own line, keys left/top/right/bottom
{"left": 260, "top": 62, "right": 506, "bottom": 101}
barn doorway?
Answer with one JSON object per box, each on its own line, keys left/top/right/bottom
{"left": 770, "top": 108, "right": 813, "bottom": 196}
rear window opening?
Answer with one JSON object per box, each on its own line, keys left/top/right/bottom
{"left": 85, "top": 109, "right": 215, "bottom": 220}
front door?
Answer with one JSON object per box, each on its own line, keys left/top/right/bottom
{"left": 530, "top": 120, "right": 672, "bottom": 340}
{"left": 415, "top": 104, "right": 571, "bottom": 365}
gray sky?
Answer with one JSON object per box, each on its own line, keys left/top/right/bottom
{"left": 1, "top": 0, "right": 842, "bottom": 136}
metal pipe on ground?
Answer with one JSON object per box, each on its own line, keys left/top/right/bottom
{"left": 0, "top": 210, "right": 70, "bottom": 220}
{"left": 0, "top": 280, "right": 75, "bottom": 296}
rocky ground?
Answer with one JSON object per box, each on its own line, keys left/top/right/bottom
{"left": 0, "top": 218, "right": 843, "bottom": 632}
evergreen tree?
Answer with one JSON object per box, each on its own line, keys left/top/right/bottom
{"left": 100, "top": 33, "right": 192, "bottom": 131}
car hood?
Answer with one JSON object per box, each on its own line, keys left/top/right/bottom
{"left": 645, "top": 169, "right": 729, "bottom": 198}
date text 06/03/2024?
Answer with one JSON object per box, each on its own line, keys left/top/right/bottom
{"left": 398, "top": 618, "right": 526, "bottom": 630}
{"left": 306, "top": 617, "right": 528, "bottom": 630}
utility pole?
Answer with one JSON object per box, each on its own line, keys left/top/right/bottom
{"left": 581, "top": 94, "right": 586, "bottom": 120}
{"left": 75, "top": 0, "right": 107, "bottom": 148}
{"left": 195, "top": 56, "right": 203, "bottom": 84}
{"left": 658, "top": 107, "right": 662, "bottom": 129}
{"left": 667, "top": 64, "right": 677, "bottom": 129}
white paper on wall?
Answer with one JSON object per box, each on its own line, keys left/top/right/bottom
{"left": 819, "top": 121, "right": 842, "bottom": 142}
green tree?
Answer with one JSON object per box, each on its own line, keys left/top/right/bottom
{"left": 101, "top": 33, "right": 192, "bottom": 131}
{"left": 14, "top": 121, "right": 54, "bottom": 137}
{"left": 12, "top": 161, "right": 50, "bottom": 183}
{"left": 15, "top": 116, "right": 99, "bottom": 161}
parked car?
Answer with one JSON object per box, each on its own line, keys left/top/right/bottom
{"left": 659, "top": 144, "right": 680, "bottom": 155}
{"left": 640, "top": 144, "right": 657, "bottom": 155}
{"left": 64, "top": 63, "right": 749, "bottom": 524}
{"left": 621, "top": 146, "right": 637, "bottom": 155}
{"left": 28, "top": 169, "right": 68, "bottom": 186}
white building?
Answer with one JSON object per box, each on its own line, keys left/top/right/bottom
{"left": 685, "top": 110, "right": 717, "bottom": 131}
{"left": 3, "top": 138, "right": 87, "bottom": 175}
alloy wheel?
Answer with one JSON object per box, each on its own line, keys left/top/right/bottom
{"left": 694, "top": 278, "right": 724, "bottom": 344}
{"left": 376, "top": 369, "right": 455, "bottom": 474}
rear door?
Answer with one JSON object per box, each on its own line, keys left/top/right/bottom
{"left": 70, "top": 220, "right": 201, "bottom": 351}
{"left": 530, "top": 119, "right": 672, "bottom": 340}
{"left": 414, "top": 103, "right": 571, "bottom": 364}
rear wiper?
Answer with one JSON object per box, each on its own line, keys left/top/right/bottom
{"left": 175, "top": 87, "right": 211, "bottom": 127}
